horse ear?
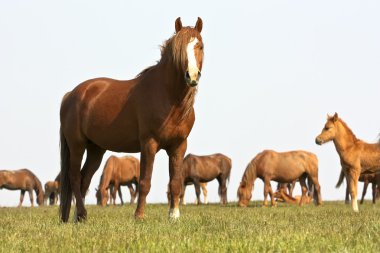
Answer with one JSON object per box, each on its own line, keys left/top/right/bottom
{"left": 195, "top": 17, "right": 203, "bottom": 33}
{"left": 175, "top": 17, "right": 182, "bottom": 33}
{"left": 333, "top": 112, "right": 338, "bottom": 122}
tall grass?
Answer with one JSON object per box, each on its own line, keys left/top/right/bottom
{"left": 1, "top": 202, "right": 379, "bottom": 252}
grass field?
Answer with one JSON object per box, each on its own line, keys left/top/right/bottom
{"left": 1, "top": 201, "right": 380, "bottom": 252}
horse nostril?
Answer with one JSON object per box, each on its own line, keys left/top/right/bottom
{"left": 185, "top": 71, "right": 190, "bottom": 79}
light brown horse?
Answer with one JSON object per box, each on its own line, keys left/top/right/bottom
{"left": 273, "top": 190, "right": 313, "bottom": 205}
{"left": 335, "top": 169, "right": 380, "bottom": 204}
{"left": 96, "top": 155, "right": 140, "bottom": 206}
{"left": 316, "top": 113, "right": 380, "bottom": 212}
{"left": 237, "top": 150, "right": 322, "bottom": 207}
{"left": 59, "top": 17, "right": 204, "bottom": 222}
{"left": 0, "top": 169, "right": 44, "bottom": 207}
{"left": 44, "top": 181, "right": 59, "bottom": 205}
{"left": 180, "top": 153, "right": 231, "bottom": 205}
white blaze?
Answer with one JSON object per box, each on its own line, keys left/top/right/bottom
{"left": 186, "top": 37, "right": 199, "bottom": 80}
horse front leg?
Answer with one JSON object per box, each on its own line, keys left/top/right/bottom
{"left": 127, "top": 183, "right": 135, "bottom": 204}
{"left": 372, "top": 182, "right": 376, "bottom": 204}
{"left": 347, "top": 168, "right": 360, "bottom": 212}
{"left": 201, "top": 183, "right": 208, "bottom": 204}
{"left": 263, "top": 178, "right": 271, "bottom": 207}
{"left": 299, "top": 176, "right": 308, "bottom": 206}
{"left": 134, "top": 138, "right": 158, "bottom": 219}
{"left": 167, "top": 140, "right": 187, "bottom": 219}
{"left": 19, "top": 190, "right": 25, "bottom": 207}
{"left": 194, "top": 182, "right": 202, "bottom": 205}
{"left": 28, "top": 189, "right": 34, "bottom": 207}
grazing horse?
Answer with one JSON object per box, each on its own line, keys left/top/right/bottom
{"left": 335, "top": 169, "right": 380, "bottom": 204}
{"left": 44, "top": 173, "right": 61, "bottom": 205}
{"left": 178, "top": 153, "right": 231, "bottom": 205}
{"left": 0, "top": 169, "right": 44, "bottom": 207}
{"left": 315, "top": 113, "right": 380, "bottom": 212}
{"left": 44, "top": 180, "right": 59, "bottom": 205}
{"left": 96, "top": 155, "right": 140, "bottom": 206}
{"left": 59, "top": 17, "right": 204, "bottom": 222}
{"left": 237, "top": 150, "right": 322, "bottom": 207}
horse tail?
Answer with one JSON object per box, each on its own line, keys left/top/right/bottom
{"left": 335, "top": 168, "right": 345, "bottom": 189}
{"left": 59, "top": 127, "right": 72, "bottom": 222}
{"left": 225, "top": 156, "right": 232, "bottom": 186}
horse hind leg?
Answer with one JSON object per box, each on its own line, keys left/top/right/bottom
{"left": 217, "top": 177, "right": 228, "bottom": 205}
{"left": 298, "top": 175, "right": 308, "bottom": 206}
{"left": 28, "top": 189, "right": 35, "bottom": 207}
{"left": 360, "top": 180, "right": 369, "bottom": 205}
{"left": 194, "top": 182, "right": 202, "bottom": 205}
{"left": 201, "top": 183, "right": 208, "bottom": 204}
{"left": 127, "top": 183, "right": 135, "bottom": 204}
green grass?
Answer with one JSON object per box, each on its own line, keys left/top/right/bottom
{"left": 1, "top": 202, "right": 380, "bottom": 252}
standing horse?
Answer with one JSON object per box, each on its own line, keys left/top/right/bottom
{"left": 315, "top": 113, "right": 380, "bottom": 212}
{"left": 96, "top": 155, "right": 140, "bottom": 206}
{"left": 335, "top": 169, "right": 380, "bottom": 204}
{"left": 59, "top": 17, "right": 204, "bottom": 222}
{"left": 0, "top": 169, "right": 44, "bottom": 207}
{"left": 180, "top": 153, "right": 231, "bottom": 205}
{"left": 237, "top": 150, "right": 322, "bottom": 207}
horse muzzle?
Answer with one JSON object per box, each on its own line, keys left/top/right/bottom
{"left": 315, "top": 137, "right": 324, "bottom": 145}
{"left": 185, "top": 70, "right": 201, "bottom": 87}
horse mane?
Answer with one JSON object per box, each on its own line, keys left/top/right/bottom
{"left": 135, "top": 27, "right": 201, "bottom": 122}
{"left": 240, "top": 159, "right": 257, "bottom": 187}
{"left": 30, "top": 172, "right": 44, "bottom": 205}
{"left": 335, "top": 118, "right": 359, "bottom": 142}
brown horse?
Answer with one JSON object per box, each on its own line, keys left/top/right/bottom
{"left": 180, "top": 153, "right": 231, "bottom": 205}
{"left": 59, "top": 17, "right": 204, "bottom": 222}
{"left": 237, "top": 150, "right": 322, "bottom": 207}
{"left": 273, "top": 190, "right": 313, "bottom": 205}
{"left": 316, "top": 113, "right": 380, "bottom": 212}
{"left": 96, "top": 155, "right": 140, "bottom": 206}
{"left": 335, "top": 169, "right": 380, "bottom": 204}
{"left": 44, "top": 181, "right": 59, "bottom": 205}
{"left": 0, "top": 169, "right": 44, "bottom": 207}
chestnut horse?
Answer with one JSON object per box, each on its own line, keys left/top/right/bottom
{"left": 96, "top": 155, "right": 140, "bottom": 206}
{"left": 316, "top": 113, "right": 380, "bottom": 212}
{"left": 273, "top": 190, "right": 313, "bottom": 205}
{"left": 180, "top": 153, "right": 231, "bottom": 205}
{"left": 44, "top": 173, "right": 61, "bottom": 205}
{"left": 59, "top": 17, "right": 204, "bottom": 222}
{"left": 44, "top": 181, "right": 59, "bottom": 205}
{"left": 335, "top": 169, "right": 380, "bottom": 204}
{"left": 0, "top": 169, "right": 44, "bottom": 207}
{"left": 237, "top": 150, "right": 322, "bottom": 207}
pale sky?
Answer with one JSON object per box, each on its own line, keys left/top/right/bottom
{"left": 1, "top": 1, "right": 379, "bottom": 206}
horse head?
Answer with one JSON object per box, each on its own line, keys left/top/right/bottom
{"left": 237, "top": 181, "right": 252, "bottom": 207}
{"left": 171, "top": 17, "right": 204, "bottom": 87}
{"left": 315, "top": 113, "right": 339, "bottom": 145}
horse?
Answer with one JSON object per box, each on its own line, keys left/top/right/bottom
{"left": 273, "top": 190, "right": 313, "bottom": 205}
{"left": 0, "top": 169, "right": 44, "bottom": 207}
{"left": 96, "top": 155, "right": 140, "bottom": 206}
{"left": 167, "top": 182, "right": 208, "bottom": 205}
{"left": 175, "top": 153, "right": 231, "bottom": 205}
{"left": 335, "top": 169, "right": 380, "bottom": 204}
{"left": 44, "top": 180, "right": 59, "bottom": 205}
{"left": 315, "top": 113, "right": 380, "bottom": 212}
{"left": 277, "top": 177, "right": 314, "bottom": 198}
{"left": 59, "top": 17, "right": 204, "bottom": 222}
{"left": 237, "top": 150, "right": 322, "bottom": 207}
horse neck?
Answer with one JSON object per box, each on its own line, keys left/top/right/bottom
{"left": 333, "top": 120, "right": 358, "bottom": 154}
{"left": 242, "top": 160, "right": 257, "bottom": 189}
{"left": 33, "top": 178, "right": 44, "bottom": 202}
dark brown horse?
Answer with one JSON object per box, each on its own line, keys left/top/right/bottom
{"left": 181, "top": 153, "right": 231, "bottom": 204}
{"left": 59, "top": 17, "right": 204, "bottom": 222}
{"left": 237, "top": 150, "right": 322, "bottom": 207}
{"left": 335, "top": 169, "right": 380, "bottom": 204}
{"left": 316, "top": 113, "right": 380, "bottom": 212}
{"left": 0, "top": 169, "right": 44, "bottom": 207}
{"left": 96, "top": 155, "right": 140, "bottom": 206}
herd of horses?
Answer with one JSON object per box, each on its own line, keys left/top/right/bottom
{"left": 1, "top": 18, "right": 380, "bottom": 223}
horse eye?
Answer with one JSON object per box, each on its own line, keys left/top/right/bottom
{"left": 324, "top": 127, "right": 330, "bottom": 131}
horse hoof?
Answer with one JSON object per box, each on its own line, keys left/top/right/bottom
{"left": 134, "top": 212, "right": 144, "bottom": 220}
{"left": 169, "top": 208, "right": 180, "bottom": 220}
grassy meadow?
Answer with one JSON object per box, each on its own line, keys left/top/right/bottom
{"left": 1, "top": 202, "right": 380, "bottom": 252}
